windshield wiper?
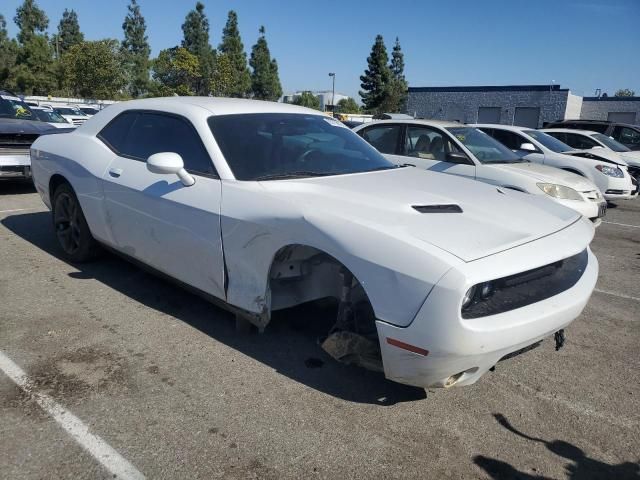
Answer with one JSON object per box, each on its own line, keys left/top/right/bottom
{"left": 367, "top": 165, "right": 406, "bottom": 171}
{"left": 254, "top": 171, "right": 332, "bottom": 181}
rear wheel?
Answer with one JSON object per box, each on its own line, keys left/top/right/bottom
{"left": 52, "top": 183, "right": 101, "bottom": 262}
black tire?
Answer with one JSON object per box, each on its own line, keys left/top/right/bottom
{"left": 52, "top": 183, "right": 101, "bottom": 262}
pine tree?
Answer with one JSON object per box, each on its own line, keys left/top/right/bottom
{"left": 181, "top": 1, "right": 215, "bottom": 95}
{"left": 54, "top": 9, "right": 83, "bottom": 56}
{"left": 13, "top": 0, "right": 48, "bottom": 44}
{"left": 386, "top": 37, "right": 408, "bottom": 112}
{"left": 249, "top": 26, "right": 282, "bottom": 101}
{"left": 0, "top": 15, "right": 19, "bottom": 86}
{"left": 121, "top": 0, "right": 151, "bottom": 97}
{"left": 12, "top": 0, "right": 56, "bottom": 95}
{"left": 218, "top": 10, "right": 251, "bottom": 98}
{"left": 359, "top": 35, "right": 391, "bottom": 114}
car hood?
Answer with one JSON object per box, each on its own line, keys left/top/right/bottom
{"left": 260, "top": 167, "right": 581, "bottom": 262}
{"left": 619, "top": 151, "right": 640, "bottom": 167}
{"left": 562, "top": 148, "right": 628, "bottom": 166}
{"left": 490, "top": 162, "right": 597, "bottom": 191}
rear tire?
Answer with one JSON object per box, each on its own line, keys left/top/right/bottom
{"left": 52, "top": 183, "right": 101, "bottom": 262}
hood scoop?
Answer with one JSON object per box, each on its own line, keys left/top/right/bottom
{"left": 412, "top": 204, "right": 463, "bottom": 214}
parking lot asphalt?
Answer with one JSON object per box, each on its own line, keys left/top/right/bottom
{"left": 1, "top": 182, "right": 639, "bottom": 480}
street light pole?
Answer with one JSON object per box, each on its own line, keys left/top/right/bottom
{"left": 328, "top": 73, "right": 335, "bottom": 113}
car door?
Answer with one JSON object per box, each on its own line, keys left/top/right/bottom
{"left": 99, "top": 110, "right": 226, "bottom": 299}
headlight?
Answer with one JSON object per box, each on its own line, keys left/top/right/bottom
{"left": 537, "top": 183, "right": 583, "bottom": 200}
{"left": 595, "top": 164, "right": 624, "bottom": 178}
{"left": 462, "top": 286, "right": 476, "bottom": 309}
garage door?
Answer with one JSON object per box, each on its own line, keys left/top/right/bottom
{"left": 607, "top": 112, "right": 637, "bottom": 124}
{"left": 477, "top": 107, "right": 501, "bottom": 123}
{"left": 513, "top": 107, "right": 540, "bottom": 128}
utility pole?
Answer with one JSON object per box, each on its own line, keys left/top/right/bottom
{"left": 328, "top": 72, "right": 335, "bottom": 114}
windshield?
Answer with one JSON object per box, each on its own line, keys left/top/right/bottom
{"left": 446, "top": 127, "right": 521, "bottom": 163}
{"left": 55, "top": 107, "right": 85, "bottom": 116}
{"left": 32, "top": 109, "right": 68, "bottom": 123}
{"left": 523, "top": 130, "right": 573, "bottom": 153}
{"left": 80, "top": 107, "right": 99, "bottom": 115}
{"left": 208, "top": 113, "right": 398, "bottom": 180}
{"left": 592, "top": 133, "right": 630, "bottom": 152}
{"left": 0, "top": 94, "right": 36, "bottom": 120}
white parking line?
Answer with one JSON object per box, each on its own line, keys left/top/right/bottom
{"left": 0, "top": 350, "right": 145, "bottom": 480}
{"left": 594, "top": 288, "right": 640, "bottom": 303}
{"left": 603, "top": 220, "right": 640, "bottom": 229}
{"left": 0, "top": 207, "right": 37, "bottom": 214}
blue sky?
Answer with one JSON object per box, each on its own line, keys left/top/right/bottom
{"left": 3, "top": 0, "right": 639, "bottom": 99}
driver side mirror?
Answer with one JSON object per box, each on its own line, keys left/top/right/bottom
{"left": 445, "top": 151, "right": 473, "bottom": 165}
{"left": 147, "top": 152, "right": 195, "bottom": 186}
{"left": 519, "top": 142, "right": 537, "bottom": 152}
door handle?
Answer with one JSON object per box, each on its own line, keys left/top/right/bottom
{"left": 108, "top": 168, "right": 123, "bottom": 178}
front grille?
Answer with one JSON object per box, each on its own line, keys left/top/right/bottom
{"left": 462, "top": 249, "right": 588, "bottom": 319}
{"left": 72, "top": 119, "right": 86, "bottom": 126}
{"left": 0, "top": 133, "right": 39, "bottom": 148}
{"left": 605, "top": 189, "right": 629, "bottom": 195}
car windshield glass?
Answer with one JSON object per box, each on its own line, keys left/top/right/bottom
{"left": 33, "top": 109, "right": 67, "bottom": 123}
{"left": 446, "top": 127, "right": 521, "bottom": 163}
{"left": 208, "top": 113, "right": 399, "bottom": 180}
{"left": 56, "top": 107, "right": 84, "bottom": 116}
{"left": 523, "top": 130, "right": 572, "bottom": 152}
{"left": 80, "top": 108, "right": 98, "bottom": 115}
{"left": 592, "top": 133, "right": 630, "bottom": 152}
{"left": 0, "top": 94, "right": 35, "bottom": 120}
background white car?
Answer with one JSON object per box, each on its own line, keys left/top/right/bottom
{"left": 30, "top": 106, "right": 74, "bottom": 129}
{"left": 52, "top": 105, "right": 89, "bottom": 127}
{"left": 541, "top": 128, "right": 640, "bottom": 186}
{"left": 30, "top": 97, "right": 598, "bottom": 389}
{"left": 474, "top": 124, "right": 635, "bottom": 202}
{"left": 354, "top": 120, "right": 606, "bottom": 223}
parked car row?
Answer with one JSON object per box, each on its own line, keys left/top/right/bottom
{"left": 28, "top": 97, "right": 599, "bottom": 390}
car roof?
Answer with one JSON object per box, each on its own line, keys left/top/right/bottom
{"left": 359, "top": 118, "right": 462, "bottom": 128}
{"left": 102, "top": 96, "right": 322, "bottom": 117}
{"left": 541, "top": 128, "right": 603, "bottom": 136}
{"left": 471, "top": 123, "right": 533, "bottom": 132}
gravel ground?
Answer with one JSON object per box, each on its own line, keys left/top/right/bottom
{"left": 1, "top": 182, "right": 638, "bottom": 480}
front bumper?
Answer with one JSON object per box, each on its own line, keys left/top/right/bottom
{"left": 0, "top": 153, "right": 31, "bottom": 179}
{"left": 376, "top": 220, "right": 598, "bottom": 388}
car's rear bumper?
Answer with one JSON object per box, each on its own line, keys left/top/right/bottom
{"left": 376, "top": 219, "right": 598, "bottom": 389}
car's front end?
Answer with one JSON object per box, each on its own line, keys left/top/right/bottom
{"left": 376, "top": 217, "right": 597, "bottom": 388}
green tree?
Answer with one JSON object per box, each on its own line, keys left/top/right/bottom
{"left": 210, "top": 53, "right": 233, "bottom": 96}
{"left": 336, "top": 97, "right": 361, "bottom": 114}
{"left": 614, "top": 88, "right": 635, "bottom": 97}
{"left": 53, "top": 9, "right": 83, "bottom": 56}
{"left": 181, "top": 2, "right": 215, "bottom": 95}
{"left": 218, "top": 10, "right": 251, "bottom": 97}
{"left": 151, "top": 47, "right": 201, "bottom": 96}
{"left": 121, "top": 0, "right": 151, "bottom": 97}
{"left": 249, "top": 26, "right": 282, "bottom": 101}
{"left": 62, "top": 40, "right": 127, "bottom": 98}
{"left": 0, "top": 15, "right": 19, "bottom": 86}
{"left": 14, "top": 0, "right": 48, "bottom": 44}
{"left": 293, "top": 91, "right": 321, "bottom": 110}
{"left": 382, "top": 37, "right": 409, "bottom": 113}
{"left": 359, "top": 35, "right": 391, "bottom": 114}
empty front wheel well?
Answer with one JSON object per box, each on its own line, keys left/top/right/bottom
{"left": 49, "top": 174, "right": 70, "bottom": 204}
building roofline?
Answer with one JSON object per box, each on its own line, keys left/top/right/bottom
{"left": 583, "top": 96, "right": 640, "bottom": 102}
{"left": 408, "top": 85, "right": 568, "bottom": 93}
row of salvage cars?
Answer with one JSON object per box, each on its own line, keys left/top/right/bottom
{"left": 25, "top": 97, "right": 619, "bottom": 390}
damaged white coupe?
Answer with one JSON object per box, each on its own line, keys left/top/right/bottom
{"left": 30, "top": 98, "right": 598, "bottom": 388}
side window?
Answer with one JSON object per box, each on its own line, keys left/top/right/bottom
{"left": 405, "top": 126, "right": 458, "bottom": 161}
{"left": 565, "top": 133, "right": 599, "bottom": 149}
{"left": 490, "top": 129, "right": 527, "bottom": 150}
{"left": 98, "top": 112, "right": 138, "bottom": 152}
{"left": 614, "top": 126, "right": 640, "bottom": 146}
{"left": 360, "top": 125, "right": 401, "bottom": 154}
{"left": 123, "top": 112, "right": 216, "bottom": 176}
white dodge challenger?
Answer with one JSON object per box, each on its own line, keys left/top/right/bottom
{"left": 30, "top": 98, "right": 598, "bottom": 388}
